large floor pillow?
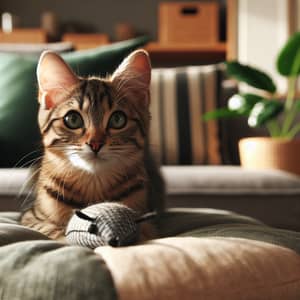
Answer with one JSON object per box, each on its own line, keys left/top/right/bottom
{"left": 0, "top": 209, "right": 300, "bottom": 300}
{"left": 0, "top": 36, "right": 149, "bottom": 167}
{"left": 97, "top": 236, "right": 300, "bottom": 300}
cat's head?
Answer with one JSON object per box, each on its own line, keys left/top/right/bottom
{"left": 36, "top": 49, "right": 151, "bottom": 173}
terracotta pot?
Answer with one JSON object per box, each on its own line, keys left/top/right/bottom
{"left": 238, "top": 137, "right": 300, "bottom": 175}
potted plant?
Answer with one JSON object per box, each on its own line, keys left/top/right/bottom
{"left": 204, "top": 31, "right": 300, "bottom": 175}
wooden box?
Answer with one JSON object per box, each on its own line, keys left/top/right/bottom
{"left": 159, "top": 2, "right": 219, "bottom": 44}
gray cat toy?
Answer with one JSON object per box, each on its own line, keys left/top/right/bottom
{"left": 65, "top": 203, "right": 156, "bottom": 249}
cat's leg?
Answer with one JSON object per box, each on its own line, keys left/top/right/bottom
{"left": 21, "top": 209, "right": 67, "bottom": 241}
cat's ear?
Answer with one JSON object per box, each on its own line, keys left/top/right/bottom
{"left": 111, "top": 49, "right": 151, "bottom": 104}
{"left": 37, "top": 51, "right": 79, "bottom": 109}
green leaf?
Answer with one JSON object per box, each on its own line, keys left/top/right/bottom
{"left": 295, "top": 100, "right": 300, "bottom": 111}
{"left": 228, "top": 93, "right": 263, "bottom": 113}
{"left": 226, "top": 61, "right": 276, "bottom": 93}
{"left": 248, "top": 101, "right": 283, "bottom": 127}
{"left": 203, "top": 108, "right": 245, "bottom": 121}
{"left": 276, "top": 32, "right": 300, "bottom": 76}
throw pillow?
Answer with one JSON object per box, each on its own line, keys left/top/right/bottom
{"left": 150, "top": 65, "right": 223, "bottom": 165}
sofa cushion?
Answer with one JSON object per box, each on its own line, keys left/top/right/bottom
{"left": 0, "top": 36, "right": 149, "bottom": 167}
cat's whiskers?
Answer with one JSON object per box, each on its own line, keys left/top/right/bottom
{"left": 17, "top": 155, "right": 44, "bottom": 169}
{"left": 17, "top": 154, "right": 45, "bottom": 192}
{"left": 19, "top": 164, "right": 43, "bottom": 209}
{"left": 13, "top": 146, "right": 44, "bottom": 168}
{"left": 17, "top": 156, "right": 46, "bottom": 210}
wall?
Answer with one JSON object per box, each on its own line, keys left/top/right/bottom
{"left": 237, "top": 0, "right": 291, "bottom": 93}
{"left": 298, "top": 0, "right": 300, "bottom": 29}
{"left": 0, "top": 0, "right": 226, "bottom": 41}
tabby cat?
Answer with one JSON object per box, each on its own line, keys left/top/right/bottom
{"left": 20, "top": 49, "right": 165, "bottom": 241}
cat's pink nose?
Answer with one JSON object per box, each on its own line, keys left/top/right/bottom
{"left": 87, "top": 141, "right": 102, "bottom": 154}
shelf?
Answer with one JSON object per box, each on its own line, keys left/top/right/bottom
{"left": 0, "top": 30, "right": 227, "bottom": 67}
{"left": 145, "top": 42, "right": 227, "bottom": 67}
{"left": 62, "top": 33, "right": 110, "bottom": 50}
{"left": 0, "top": 29, "right": 47, "bottom": 43}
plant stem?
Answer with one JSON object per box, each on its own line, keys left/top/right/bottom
{"left": 266, "top": 120, "right": 280, "bottom": 137}
{"left": 281, "top": 48, "right": 300, "bottom": 136}
{"left": 285, "top": 76, "right": 297, "bottom": 111}
{"left": 286, "top": 123, "right": 300, "bottom": 139}
{"left": 281, "top": 93, "right": 297, "bottom": 136}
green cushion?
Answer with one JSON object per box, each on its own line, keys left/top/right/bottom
{"left": 0, "top": 36, "right": 149, "bottom": 167}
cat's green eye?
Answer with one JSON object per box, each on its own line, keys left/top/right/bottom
{"left": 63, "top": 110, "right": 84, "bottom": 130}
{"left": 108, "top": 111, "right": 127, "bottom": 129}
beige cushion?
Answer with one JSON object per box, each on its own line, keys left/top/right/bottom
{"left": 95, "top": 237, "right": 300, "bottom": 300}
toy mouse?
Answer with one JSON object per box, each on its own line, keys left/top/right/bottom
{"left": 65, "top": 202, "right": 156, "bottom": 249}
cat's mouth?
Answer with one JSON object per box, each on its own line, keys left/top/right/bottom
{"left": 66, "top": 149, "right": 101, "bottom": 173}
{"left": 65, "top": 144, "right": 117, "bottom": 173}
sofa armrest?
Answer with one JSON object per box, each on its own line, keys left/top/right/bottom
{"left": 162, "top": 166, "right": 300, "bottom": 231}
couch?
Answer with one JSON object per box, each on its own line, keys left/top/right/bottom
{"left": 0, "top": 46, "right": 300, "bottom": 231}
{"left": 1, "top": 38, "right": 300, "bottom": 299}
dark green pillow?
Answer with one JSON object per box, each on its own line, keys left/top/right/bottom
{"left": 0, "top": 36, "right": 149, "bottom": 167}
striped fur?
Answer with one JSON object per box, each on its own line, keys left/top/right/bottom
{"left": 21, "top": 50, "right": 165, "bottom": 241}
